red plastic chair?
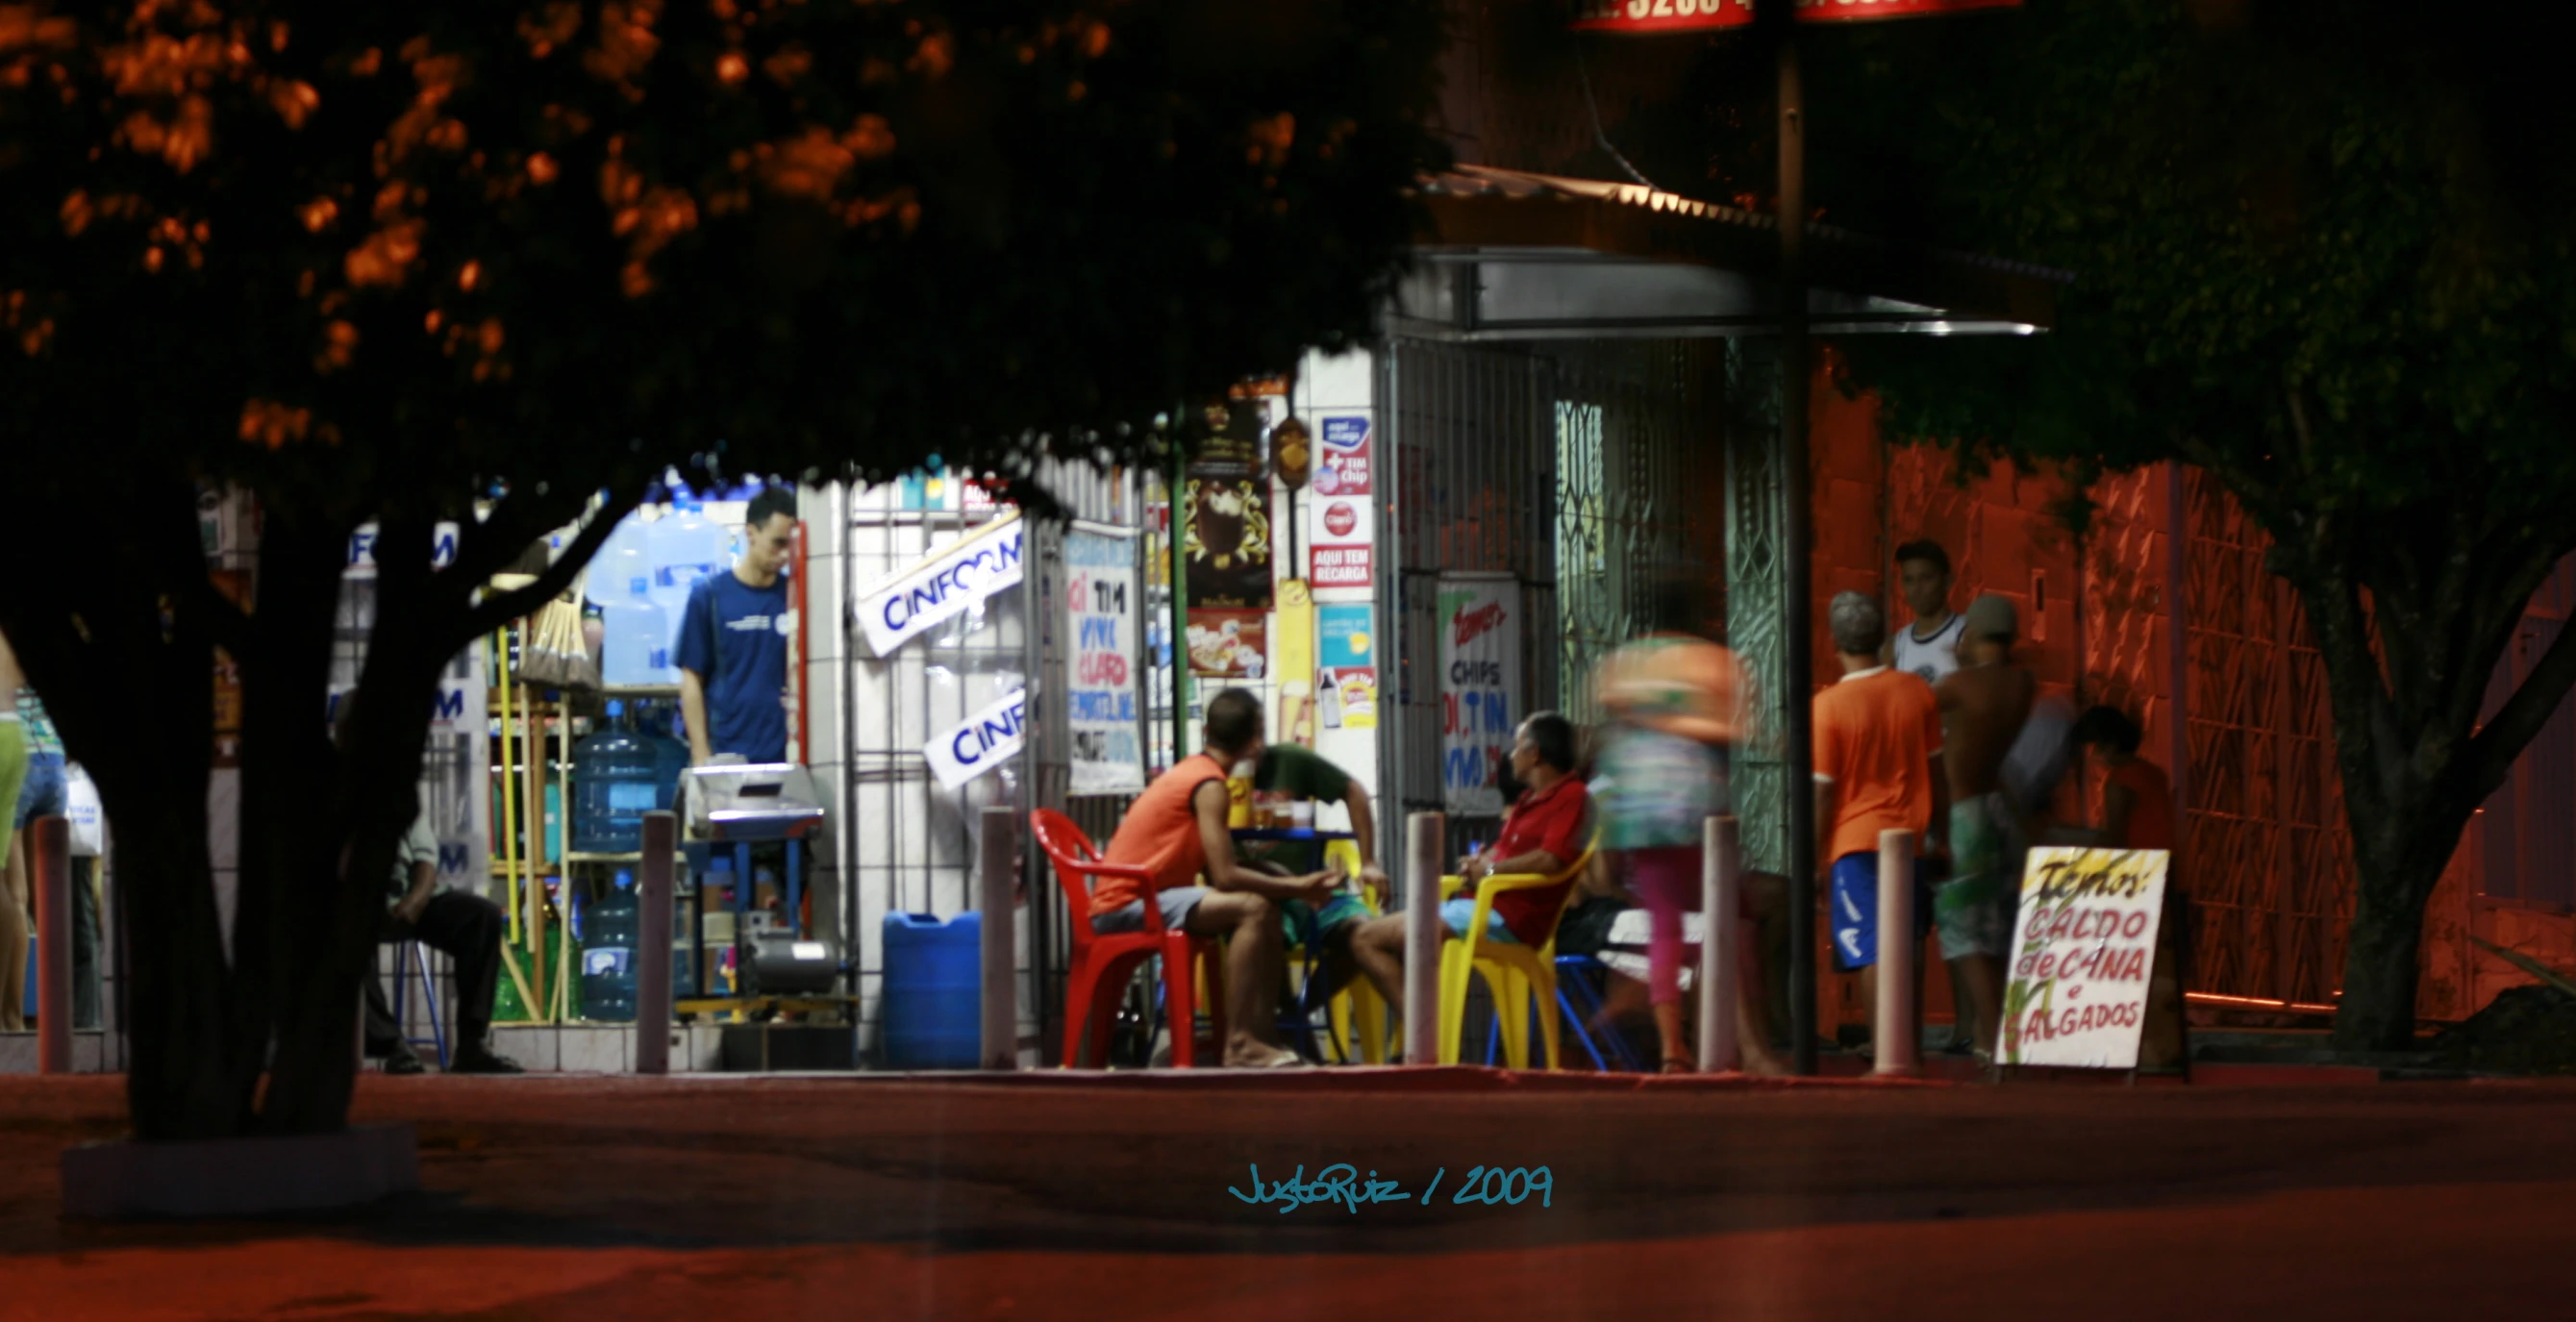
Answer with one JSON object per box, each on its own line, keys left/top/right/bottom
{"left": 1031, "top": 810, "right": 1227, "bottom": 1068}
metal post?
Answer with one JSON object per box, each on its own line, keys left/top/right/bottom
{"left": 980, "top": 806, "right": 1018, "bottom": 1070}
{"left": 1699, "top": 815, "right": 1742, "bottom": 1074}
{"left": 33, "top": 815, "right": 71, "bottom": 1073}
{"left": 1403, "top": 811, "right": 1444, "bottom": 1064}
{"left": 1168, "top": 447, "right": 1193, "bottom": 764}
{"left": 1766, "top": 3, "right": 1819, "bottom": 1078}
{"left": 636, "top": 811, "right": 675, "bottom": 1075}
{"left": 1874, "top": 827, "right": 1919, "bottom": 1077}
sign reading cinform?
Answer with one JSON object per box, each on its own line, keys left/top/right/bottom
{"left": 924, "top": 688, "right": 1030, "bottom": 790}
{"left": 857, "top": 512, "right": 1026, "bottom": 657}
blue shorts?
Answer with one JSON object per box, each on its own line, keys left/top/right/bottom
{"left": 1092, "top": 885, "right": 1210, "bottom": 935}
{"left": 1831, "top": 850, "right": 1932, "bottom": 972}
{"left": 1440, "top": 898, "right": 1518, "bottom": 945}
{"left": 14, "top": 753, "right": 65, "bottom": 832}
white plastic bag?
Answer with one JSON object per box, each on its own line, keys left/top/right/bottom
{"left": 63, "top": 762, "right": 106, "bottom": 858}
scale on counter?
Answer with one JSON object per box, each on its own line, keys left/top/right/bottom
{"left": 677, "top": 763, "right": 841, "bottom": 1013}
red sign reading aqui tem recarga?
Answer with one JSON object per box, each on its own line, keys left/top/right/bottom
{"left": 1571, "top": 0, "right": 2018, "bottom": 34}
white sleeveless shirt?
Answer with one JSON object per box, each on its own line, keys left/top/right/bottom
{"left": 1891, "top": 612, "right": 1965, "bottom": 688}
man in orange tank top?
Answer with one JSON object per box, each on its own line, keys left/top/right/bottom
{"left": 1095, "top": 688, "right": 1343, "bottom": 1068}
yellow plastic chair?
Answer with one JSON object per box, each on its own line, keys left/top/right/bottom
{"left": 1435, "top": 840, "right": 1597, "bottom": 1070}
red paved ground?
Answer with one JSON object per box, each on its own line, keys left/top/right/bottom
{"left": 5, "top": 1069, "right": 2574, "bottom": 1320}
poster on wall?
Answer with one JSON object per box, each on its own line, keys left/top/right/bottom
{"left": 1309, "top": 492, "right": 1374, "bottom": 590}
{"left": 1187, "top": 608, "right": 1268, "bottom": 680}
{"left": 1438, "top": 576, "right": 1520, "bottom": 816}
{"left": 1996, "top": 847, "right": 2172, "bottom": 1069}
{"left": 1313, "top": 416, "right": 1372, "bottom": 498}
{"left": 1184, "top": 402, "right": 1274, "bottom": 610}
{"left": 1064, "top": 527, "right": 1145, "bottom": 796}
{"left": 1317, "top": 603, "right": 1377, "bottom": 730}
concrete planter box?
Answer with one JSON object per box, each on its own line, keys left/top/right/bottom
{"left": 61, "top": 1124, "right": 419, "bottom": 1219}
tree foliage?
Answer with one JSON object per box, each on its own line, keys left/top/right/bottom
{"left": 1815, "top": 0, "right": 2576, "bottom": 1045}
{"left": 0, "top": 0, "right": 1444, "bottom": 1136}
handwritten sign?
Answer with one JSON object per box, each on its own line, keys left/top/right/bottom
{"left": 924, "top": 688, "right": 1028, "bottom": 790}
{"left": 1997, "top": 847, "right": 2171, "bottom": 1068}
{"left": 1065, "top": 528, "right": 1144, "bottom": 796}
{"left": 856, "top": 513, "right": 1025, "bottom": 658}
{"left": 1438, "top": 576, "right": 1520, "bottom": 816}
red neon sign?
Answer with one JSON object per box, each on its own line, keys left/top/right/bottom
{"left": 1572, "top": 0, "right": 2017, "bottom": 34}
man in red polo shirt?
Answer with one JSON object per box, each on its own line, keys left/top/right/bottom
{"left": 1344, "top": 711, "right": 1590, "bottom": 1014}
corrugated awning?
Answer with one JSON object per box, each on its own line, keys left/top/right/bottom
{"left": 1401, "top": 164, "right": 2067, "bottom": 340}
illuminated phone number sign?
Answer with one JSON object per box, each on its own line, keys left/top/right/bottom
{"left": 1572, "top": 0, "right": 2016, "bottom": 33}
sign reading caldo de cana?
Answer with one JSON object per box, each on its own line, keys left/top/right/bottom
{"left": 925, "top": 688, "right": 1030, "bottom": 790}
{"left": 1997, "top": 847, "right": 2171, "bottom": 1070}
{"left": 857, "top": 513, "right": 1025, "bottom": 657}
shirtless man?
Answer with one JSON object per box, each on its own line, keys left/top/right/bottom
{"left": 1931, "top": 595, "right": 2035, "bottom": 1058}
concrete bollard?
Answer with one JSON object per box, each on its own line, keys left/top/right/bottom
{"left": 34, "top": 815, "right": 72, "bottom": 1074}
{"left": 1874, "top": 827, "right": 1919, "bottom": 1077}
{"left": 1403, "top": 812, "right": 1444, "bottom": 1065}
{"left": 1699, "top": 815, "right": 1742, "bottom": 1074}
{"left": 635, "top": 811, "right": 676, "bottom": 1075}
{"left": 980, "top": 807, "right": 1017, "bottom": 1071}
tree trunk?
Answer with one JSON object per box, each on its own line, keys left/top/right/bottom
{"left": 2336, "top": 875, "right": 2427, "bottom": 1050}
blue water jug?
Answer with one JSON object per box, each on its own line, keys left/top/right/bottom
{"left": 881, "top": 912, "right": 983, "bottom": 1069}
{"left": 586, "top": 510, "right": 652, "bottom": 612}
{"left": 599, "top": 582, "right": 673, "bottom": 687}
{"left": 581, "top": 870, "right": 640, "bottom": 1022}
{"left": 572, "top": 702, "right": 660, "bottom": 853}
{"left": 647, "top": 498, "right": 729, "bottom": 629}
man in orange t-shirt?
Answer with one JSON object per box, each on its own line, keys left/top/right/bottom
{"left": 1813, "top": 592, "right": 1948, "bottom": 1041}
{"left": 1093, "top": 687, "right": 1342, "bottom": 1068}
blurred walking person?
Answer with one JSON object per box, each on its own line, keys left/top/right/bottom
{"left": 1592, "top": 580, "right": 1784, "bottom": 1075}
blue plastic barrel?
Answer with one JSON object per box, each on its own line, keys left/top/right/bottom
{"left": 881, "top": 912, "right": 983, "bottom": 1069}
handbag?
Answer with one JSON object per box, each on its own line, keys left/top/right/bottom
{"left": 493, "top": 567, "right": 602, "bottom": 691}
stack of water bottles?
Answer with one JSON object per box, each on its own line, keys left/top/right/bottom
{"left": 587, "top": 473, "right": 738, "bottom": 688}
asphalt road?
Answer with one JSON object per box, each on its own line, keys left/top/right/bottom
{"left": 3, "top": 1069, "right": 2571, "bottom": 1320}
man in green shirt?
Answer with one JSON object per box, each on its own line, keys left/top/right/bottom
{"left": 1244, "top": 744, "right": 1387, "bottom": 1009}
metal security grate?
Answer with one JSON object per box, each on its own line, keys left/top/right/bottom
{"left": 1380, "top": 337, "right": 1724, "bottom": 870}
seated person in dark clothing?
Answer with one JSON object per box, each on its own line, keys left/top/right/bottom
{"left": 340, "top": 700, "right": 521, "bottom": 1075}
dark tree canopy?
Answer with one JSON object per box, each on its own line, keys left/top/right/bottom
{"left": 0, "top": 0, "right": 1445, "bottom": 1137}
{"left": 1803, "top": 0, "right": 2576, "bottom": 1045}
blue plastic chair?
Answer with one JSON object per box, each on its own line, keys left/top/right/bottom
{"left": 1553, "top": 955, "right": 1644, "bottom": 1073}
{"left": 388, "top": 941, "right": 449, "bottom": 1069}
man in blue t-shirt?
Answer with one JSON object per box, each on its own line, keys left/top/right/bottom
{"left": 677, "top": 486, "right": 797, "bottom": 766}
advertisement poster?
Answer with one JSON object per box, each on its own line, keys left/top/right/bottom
{"left": 1997, "top": 847, "right": 2172, "bottom": 1069}
{"left": 1184, "top": 402, "right": 1273, "bottom": 610}
{"left": 1313, "top": 415, "right": 1372, "bottom": 498}
{"left": 1187, "top": 608, "right": 1268, "bottom": 680}
{"left": 1438, "top": 576, "right": 1520, "bottom": 816}
{"left": 1317, "top": 603, "right": 1377, "bottom": 730}
{"left": 855, "top": 512, "right": 1025, "bottom": 658}
{"left": 1309, "top": 491, "right": 1374, "bottom": 589}
{"left": 1064, "top": 528, "right": 1145, "bottom": 796}
{"left": 925, "top": 688, "right": 1029, "bottom": 790}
